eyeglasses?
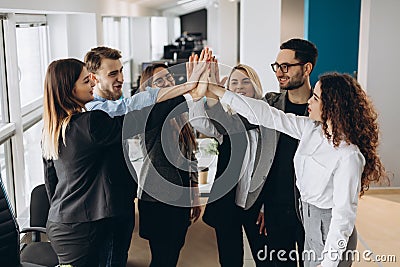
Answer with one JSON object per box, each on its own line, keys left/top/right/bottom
{"left": 153, "top": 73, "right": 175, "bottom": 87}
{"left": 270, "top": 62, "right": 306, "bottom": 73}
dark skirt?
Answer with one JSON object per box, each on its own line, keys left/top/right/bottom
{"left": 138, "top": 200, "right": 191, "bottom": 242}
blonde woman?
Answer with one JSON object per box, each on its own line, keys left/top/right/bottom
{"left": 188, "top": 60, "right": 269, "bottom": 267}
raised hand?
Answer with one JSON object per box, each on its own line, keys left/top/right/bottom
{"left": 207, "top": 56, "right": 225, "bottom": 101}
{"left": 186, "top": 48, "right": 210, "bottom": 90}
{"left": 205, "top": 54, "right": 227, "bottom": 99}
{"left": 190, "top": 67, "right": 210, "bottom": 100}
{"left": 209, "top": 56, "right": 227, "bottom": 87}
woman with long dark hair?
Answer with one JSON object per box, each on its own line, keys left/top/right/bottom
{"left": 138, "top": 63, "right": 202, "bottom": 267}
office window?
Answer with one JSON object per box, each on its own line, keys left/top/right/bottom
{"left": 0, "top": 142, "right": 11, "bottom": 196}
{"left": 21, "top": 121, "right": 44, "bottom": 216}
{"left": 0, "top": 19, "right": 6, "bottom": 122}
{"left": 0, "top": 14, "right": 49, "bottom": 218}
{"left": 15, "top": 23, "right": 48, "bottom": 108}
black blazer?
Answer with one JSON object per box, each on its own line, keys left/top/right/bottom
{"left": 138, "top": 97, "right": 198, "bottom": 205}
{"left": 44, "top": 97, "right": 187, "bottom": 223}
{"left": 202, "top": 104, "right": 258, "bottom": 228}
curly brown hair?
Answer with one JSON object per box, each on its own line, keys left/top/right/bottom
{"left": 318, "top": 72, "right": 387, "bottom": 196}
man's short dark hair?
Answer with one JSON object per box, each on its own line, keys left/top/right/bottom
{"left": 280, "top": 38, "right": 318, "bottom": 73}
{"left": 84, "top": 46, "right": 122, "bottom": 73}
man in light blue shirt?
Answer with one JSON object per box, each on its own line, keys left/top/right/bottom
{"left": 85, "top": 88, "right": 159, "bottom": 117}
{"left": 83, "top": 46, "right": 206, "bottom": 267}
{"left": 84, "top": 46, "right": 159, "bottom": 117}
{"left": 85, "top": 47, "right": 199, "bottom": 117}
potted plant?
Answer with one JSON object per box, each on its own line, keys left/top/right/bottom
{"left": 197, "top": 138, "right": 219, "bottom": 184}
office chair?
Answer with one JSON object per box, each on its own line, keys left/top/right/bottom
{"left": 20, "top": 184, "right": 58, "bottom": 266}
{"left": 24, "top": 184, "right": 50, "bottom": 242}
{"left": 0, "top": 178, "right": 58, "bottom": 267}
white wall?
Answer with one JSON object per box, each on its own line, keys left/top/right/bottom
{"left": 131, "top": 17, "right": 152, "bottom": 83}
{"left": 47, "top": 14, "right": 69, "bottom": 60}
{"left": 166, "top": 16, "right": 181, "bottom": 45}
{"left": 151, "top": 17, "right": 169, "bottom": 60}
{"left": 281, "top": 0, "right": 304, "bottom": 43}
{"left": 358, "top": 0, "right": 400, "bottom": 186}
{"left": 46, "top": 14, "right": 97, "bottom": 62}
{"left": 206, "top": 3, "right": 219, "bottom": 51}
{"left": 67, "top": 14, "right": 98, "bottom": 59}
{"left": 240, "top": 0, "right": 281, "bottom": 93}
{"left": 207, "top": 0, "right": 238, "bottom": 75}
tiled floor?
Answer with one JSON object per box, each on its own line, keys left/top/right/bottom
{"left": 127, "top": 191, "right": 400, "bottom": 267}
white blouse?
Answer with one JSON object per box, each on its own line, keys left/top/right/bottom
{"left": 221, "top": 90, "right": 365, "bottom": 266}
{"left": 186, "top": 96, "right": 259, "bottom": 208}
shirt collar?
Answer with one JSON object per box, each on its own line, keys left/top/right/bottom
{"left": 93, "top": 93, "right": 107, "bottom": 102}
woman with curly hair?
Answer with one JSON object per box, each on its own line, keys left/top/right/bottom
{"left": 207, "top": 72, "right": 386, "bottom": 267}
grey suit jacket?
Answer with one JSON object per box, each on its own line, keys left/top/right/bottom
{"left": 244, "top": 91, "right": 286, "bottom": 209}
{"left": 206, "top": 92, "right": 287, "bottom": 210}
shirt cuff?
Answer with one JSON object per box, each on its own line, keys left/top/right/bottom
{"left": 184, "top": 93, "right": 194, "bottom": 110}
{"left": 220, "top": 90, "right": 236, "bottom": 106}
{"left": 148, "top": 87, "right": 160, "bottom": 103}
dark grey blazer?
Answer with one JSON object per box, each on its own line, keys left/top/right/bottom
{"left": 205, "top": 92, "right": 288, "bottom": 210}
{"left": 44, "top": 98, "right": 187, "bottom": 223}
{"left": 44, "top": 111, "right": 134, "bottom": 223}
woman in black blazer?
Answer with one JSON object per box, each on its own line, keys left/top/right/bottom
{"left": 137, "top": 63, "right": 203, "bottom": 267}
{"left": 41, "top": 58, "right": 203, "bottom": 267}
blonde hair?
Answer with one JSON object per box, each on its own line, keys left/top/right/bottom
{"left": 42, "top": 58, "right": 85, "bottom": 160}
{"left": 227, "top": 64, "right": 263, "bottom": 99}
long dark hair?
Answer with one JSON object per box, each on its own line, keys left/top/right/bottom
{"left": 319, "top": 72, "right": 387, "bottom": 195}
{"left": 42, "top": 58, "right": 85, "bottom": 160}
{"left": 140, "top": 63, "right": 197, "bottom": 154}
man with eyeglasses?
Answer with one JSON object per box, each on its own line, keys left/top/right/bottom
{"left": 256, "top": 38, "right": 318, "bottom": 267}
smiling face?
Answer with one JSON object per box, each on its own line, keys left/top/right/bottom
{"left": 152, "top": 67, "right": 175, "bottom": 88}
{"left": 72, "top": 67, "right": 95, "bottom": 106}
{"left": 92, "top": 58, "right": 124, "bottom": 100}
{"left": 228, "top": 69, "right": 256, "bottom": 98}
{"left": 274, "top": 49, "right": 307, "bottom": 91}
{"left": 307, "top": 81, "right": 323, "bottom": 122}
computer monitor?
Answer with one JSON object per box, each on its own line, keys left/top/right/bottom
{"left": 141, "top": 62, "right": 153, "bottom": 72}
{"left": 163, "top": 45, "right": 178, "bottom": 60}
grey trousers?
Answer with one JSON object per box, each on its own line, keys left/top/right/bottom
{"left": 300, "top": 201, "right": 357, "bottom": 267}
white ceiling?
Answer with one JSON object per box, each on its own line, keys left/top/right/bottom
{"left": 126, "top": 0, "right": 212, "bottom": 16}
{"left": 127, "top": 0, "right": 180, "bottom": 10}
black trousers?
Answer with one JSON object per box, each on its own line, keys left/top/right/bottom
{"left": 260, "top": 204, "right": 305, "bottom": 267}
{"left": 104, "top": 210, "right": 135, "bottom": 267}
{"left": 138, "top": 200, "right": 191, "bottom": 267}
{"left": 214, "top": 200, "right": 268, "bottom": 267}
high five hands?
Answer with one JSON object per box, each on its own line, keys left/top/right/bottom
{"left": 186, "top": 48, "right": 227, "bottom": 101}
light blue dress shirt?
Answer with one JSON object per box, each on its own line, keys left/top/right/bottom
{"left": 85, "top": 88, "right": 160, "bottom": 117}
